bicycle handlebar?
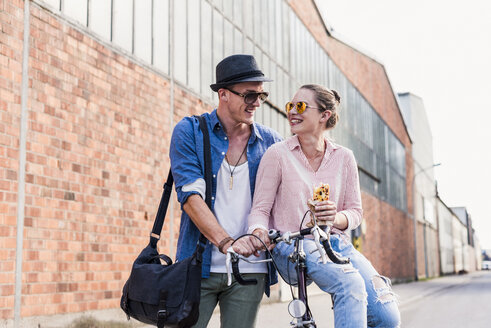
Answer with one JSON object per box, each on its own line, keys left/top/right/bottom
{"left": 227, "top": 225, "right": 350, "bottom": 286}
{"left": 226, "top": 246, "right": 272, "bottom": 286}
{"left": 269, "top": 225, "right": 350, "bottom": 265}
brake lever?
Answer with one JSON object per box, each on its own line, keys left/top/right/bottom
{"left": 226, "top": 247, "right": 258, "bottom": 286}
{"left": 226, "top": 247, "right": 234, "bottom": 286}
{"left": 311, "top": 226, "right": 328, "bottom": 264}
{"left": 317, "top": 225, "right": 350, "bottom": 265}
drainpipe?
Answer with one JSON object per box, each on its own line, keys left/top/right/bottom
{"left": 169, "top": 0, "right": 175, "bottom": 255}
{"left": 14, "top": 0, "right": 30, "bottom": 326}
{"left": 423, "top": 221, "right": 429, "bottom": 278}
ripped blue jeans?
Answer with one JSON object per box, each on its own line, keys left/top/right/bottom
{"left": 272, "top": 234, "right": 401, "bottom": 328}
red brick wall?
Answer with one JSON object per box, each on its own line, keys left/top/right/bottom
{"left": 0, "top": 2, "right": 214, "bottom": 318}
{"left": 361, "top": 192, "right": 414, "bottom": 280}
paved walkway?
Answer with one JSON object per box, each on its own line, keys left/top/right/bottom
{"left": 208, "top": 271, "right": 478, "bottom": 327}
{"left": 58, "top": 271, "right": 477, "bottom": 328}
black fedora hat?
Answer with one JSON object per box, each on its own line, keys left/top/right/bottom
{"left": 210, "top": 54, "right": 272, "bottom": 92}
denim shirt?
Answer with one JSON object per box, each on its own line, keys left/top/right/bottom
{"left": 169, "top": 109, "right": 282, "bottom": 296}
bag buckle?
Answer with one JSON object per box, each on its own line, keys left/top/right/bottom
{"left": 158, "top": 309, "right": 167, "bottom": 319}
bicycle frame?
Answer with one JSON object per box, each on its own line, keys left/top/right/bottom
{"left": 292, "top": 236, "right": 316, "bottom": 327}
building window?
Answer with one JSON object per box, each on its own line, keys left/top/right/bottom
{"left": 63, "top": 0, "right": 87, "bottom": 26}
{"left": 173, "top": 0, "right": 187, "bottom": 84}
{"left": 41, "top": 0, "right": 61, "bottom": 10}
{"left": 134, "top": 0, "right": 152, "bottom": 64}
{"left": 200, "top": 1, "right": 212, "bottom": 98}
{"left": 88, "top": 0, "right": 111, "bottom": 40}
{"left": 233, "top": 0, "right": 243, "bottom": 30}
{"left": 243, "top": 0, "right": 253, "bottom": 38}
{"left": 112, "top": 0, "right": 133, "bottom": 52}
{"left": 223, "top": 19, "right": 234, "bottom": 58}
{"left": 233, "top": 27, "right": 242, "bottom": 54}
{"left": 153, "top": 0, "right": 170, "bottom": 74}
{"left": 212, "top": 8, "right": 224, "bottom": 70}
{"left": 188, "top": 0, "right": 201, "bottom": 92}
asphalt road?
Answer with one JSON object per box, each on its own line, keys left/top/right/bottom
{"left": 32, "top": 271, "right": 490, "bottom": 328}
{"left": 104, "top": 270, "right": 489, "bottom": 328}
{"left": 400, "top": 271, "right": 491, "bottom": 328}
{"left": 208, "top": 270, "right": 491, "bottom": 327}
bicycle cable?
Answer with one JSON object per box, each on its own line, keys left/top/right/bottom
{"left": 230, "top": 233, "right": 299, "bottom": 298}
{"left": 230, "top": 234, "right": 282, "bottom": 278}
{"left": 230, "top": 209, "right": 315, "bottom": 300}
{"left": 299, "top": 209, "right": 313, "bottom": 230}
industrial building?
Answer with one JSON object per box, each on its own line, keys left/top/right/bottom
{"left": 0, "top": 0, "right": 480, "bottom": 325}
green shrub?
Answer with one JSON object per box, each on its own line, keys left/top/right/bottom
{"left": 69, "top": 316, "right": 134, "bottom": 328}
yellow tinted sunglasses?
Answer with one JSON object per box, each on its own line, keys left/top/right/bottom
{"left": 285, "top": 101, "right": 322, "bottom": 114}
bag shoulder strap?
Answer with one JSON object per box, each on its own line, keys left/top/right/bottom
{"left": 195, "top": 115, "right": 211, "bottom": 246}
{"left": 196, "top": 115, "right": 212, "bottom": 210}
{"left": 150, "top": 114, "right": 212, "bottom": 248}
{"left": 149, "top": 169, "right": 174, "bottom": 247}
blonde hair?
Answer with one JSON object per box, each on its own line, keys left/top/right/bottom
{"left": 300, "top": 84, "right": 341, "bottom": 129}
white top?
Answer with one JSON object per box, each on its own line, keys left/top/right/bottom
{"left": 210, "top": 160, "right": 267, "bottom": 273}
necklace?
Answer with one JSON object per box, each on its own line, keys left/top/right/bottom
{"left": 224, "top": 143, "right": 248, "bottom": 190}
{"left": 305, "top": 151, "right": 324, "bottom": 161}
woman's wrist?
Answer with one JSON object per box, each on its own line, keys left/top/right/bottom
{"left": 247, "top": 223, "right": 269, "bottom": 234}
{"left": 333, "top": 213, "right": 349, "bottom": 230}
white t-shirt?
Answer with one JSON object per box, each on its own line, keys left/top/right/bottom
{"left": 210, "top": 160, "right": 267, "bottom": 273}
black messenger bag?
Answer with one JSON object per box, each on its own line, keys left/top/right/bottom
{"left": 121, "top": 115, "right": 213, "bottom": 327}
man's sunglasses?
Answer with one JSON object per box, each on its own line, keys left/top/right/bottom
{"left": 285, "top": 101, "right": 322, "bottom": 114}
{"left": 226, "top": 88, "right": 269, "bottom": 105}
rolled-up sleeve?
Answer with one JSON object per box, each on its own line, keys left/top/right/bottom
{"left": 339, "top": 151, "right": 363, "bottom": 231}
{"left": 248, "top": 146, "right": 281, "bottom": 230}
{"left": 169, "top": 118, "right": 204, "bottom": 206}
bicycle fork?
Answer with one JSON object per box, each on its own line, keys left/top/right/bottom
{"left": 290, "top": 237, "right": 316, "bottom": 328}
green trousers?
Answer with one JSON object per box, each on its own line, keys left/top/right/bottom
{"left": 192, "top": 272, "right": 266, "bottom": 328}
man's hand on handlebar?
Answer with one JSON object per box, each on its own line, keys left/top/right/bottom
{"left": 225, "top": 236, "right": 261, "bottom": 257}
{"left": 251, "top": 228, "right": 275, "bottom": 252}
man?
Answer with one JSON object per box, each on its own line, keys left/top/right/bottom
{"left": 169, "top": 54, "right": 282, "bottom": 328}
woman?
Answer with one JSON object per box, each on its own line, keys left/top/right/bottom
{"left": 248, "top": 84, "right": 401, "bottom": 327}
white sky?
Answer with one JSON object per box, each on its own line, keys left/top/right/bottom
{"left": 316, "top": 0, "right": 491, "bottom": 249}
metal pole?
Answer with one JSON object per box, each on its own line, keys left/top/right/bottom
{"left": 423, "top": 221, "right": 429, "bottom": 278}
{"left": 169, "top": 0, "right": 175, "bottom": 255}
{"left": 412, "top": 176, "right": 419, "bottom": 281}
{"left": 14, "top": 0, "right": 30, "bottom": 326}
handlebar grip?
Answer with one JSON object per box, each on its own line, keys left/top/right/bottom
{"left": 231, "top": 260, "right": 257, "bottom": 285}
{"left": 321, "top": 239, "right": 350, "bottom": 265}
